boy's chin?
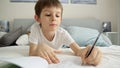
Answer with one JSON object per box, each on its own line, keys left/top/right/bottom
{"left": 49, "top": 28, "right": 58, "bottom": 31}
{"left": 49, "top": 29, "right": 57, "bottom": 31}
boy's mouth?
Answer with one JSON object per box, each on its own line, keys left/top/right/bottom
{"left": 49, "top": 24, "right": 57, "bottom": 26}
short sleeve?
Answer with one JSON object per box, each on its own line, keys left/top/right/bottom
{"left": 29, "top": 24, "right": 38, "bottom": 45}
{"left": 63, "top": 30, "right": 75, "bottom": 46}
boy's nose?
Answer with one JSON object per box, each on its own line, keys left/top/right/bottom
{"left": 51, "top": 15, "right": 56, "bottom": 21}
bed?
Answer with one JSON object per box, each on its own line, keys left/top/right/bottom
{"left": 0, "top": 18, "right": 120, "bottom": 68}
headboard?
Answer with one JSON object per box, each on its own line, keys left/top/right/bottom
{"left": 11, "top": 19, "right": 35, "bottom": 33}
{"left": 9, "top": 18, "right": 111, "bottom": 47}
{"left": 61, "top": 19, "right": 102, "bottom": 32}
{"left": 11, "top": 18, "right": 102, "bottom": 33}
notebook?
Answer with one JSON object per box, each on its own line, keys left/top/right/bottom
{"left": 0, "top": 56, "right": 48, "bottom": 68}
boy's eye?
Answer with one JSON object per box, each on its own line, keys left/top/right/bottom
{"left": 56, "top": 15, "right": 60, "bottom": 17}
{"left": 45, "top": 14, "right": 51, "bottom": 17}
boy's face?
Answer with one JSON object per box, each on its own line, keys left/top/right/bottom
{"left": 38, "top": 7, "right": 62, "bottom": 31}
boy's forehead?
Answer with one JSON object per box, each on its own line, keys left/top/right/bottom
{"left": 42, "top": 7, "right": 62, "bottom": 12}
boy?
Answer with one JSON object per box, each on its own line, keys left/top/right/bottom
{"left": 29, "top": 0, "right": 102, "bottom": 66}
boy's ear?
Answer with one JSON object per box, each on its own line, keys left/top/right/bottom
{"left": 34, "top": 15, "right": 40, "bottom": 22}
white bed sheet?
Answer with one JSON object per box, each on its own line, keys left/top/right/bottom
{"left": 0, "top": 45, "right": 120, "bottom": 68}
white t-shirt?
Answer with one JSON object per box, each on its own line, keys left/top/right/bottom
{"left": 29, "top": 23, "right": 74, "bottom": 49}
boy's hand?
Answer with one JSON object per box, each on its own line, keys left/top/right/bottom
{"left": 76, "top": 45, "right": 102, "bottom": 66}
{"left": 36, "top": 43, "right": 61, "bottom": 64}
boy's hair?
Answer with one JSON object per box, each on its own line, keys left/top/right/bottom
{"left": 35, "top": 0, "right": 63, "bottom": 17}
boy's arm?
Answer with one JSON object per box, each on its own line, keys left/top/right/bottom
{"left": 69, "top": 42, "right": 81, "bottom": 56}
{"left": 29, "top": 42, "right": 38, "bottom": 56}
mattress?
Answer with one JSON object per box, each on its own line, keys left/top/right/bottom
{"left": 0, "top": 45, "right": 120, "bottom": 68}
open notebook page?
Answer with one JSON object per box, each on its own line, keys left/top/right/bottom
{"left": 0, "top": 56, "right": 48, "bottom": 68}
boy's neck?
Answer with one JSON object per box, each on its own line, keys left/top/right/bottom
{"left": 41, "top": 28, "right": 56, "bottom": 41}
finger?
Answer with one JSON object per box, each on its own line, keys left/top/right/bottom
{"left": 83, "top": 46, "right": 97, "bottom": 65}
{"left": 81, "top": 48, "right": 90, "bottom": 65}
{"left": 48, "top": 52, "right": 59, "bottom": 64}
{"left": 83, "top": 45, "right": 91, "bottom": 58}
{"left": 52, "top": 52, "right": 60, "bottom": 63}
{"left": 86, "top": 47, "right": 98, "bottom": 62}
{"left": 81, "top": 58, "right": 87, "bottom": 65}
{"left": 38, "top": 52, "right": 46, "bottom": 58}
{"left": 51, "top": 52, "right": 60, "bottom": 63}
{"left": 38, "top": 52, "right": 53, "bottom": 63}
{"left": 81, "top": 46, "right": 91, "bottom": 64}
{"left": 86, "top": 52, "right": 99, "bottom": 65}
{"left": 43, "top": 52, "right": 52, "bottom": 64}
{"left": 39, "top": 52, "right": 52, "bottom": 64}
{"left": 92, "top": 50, "right": 102, "bottom": 66}
{"left": 81, "top": 46, "right": 92, "bottom": 65}
{"left": 54, "top": 50, "right": 62, "bottom": 54}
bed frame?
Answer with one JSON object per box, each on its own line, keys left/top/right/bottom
{"left": 10, "top": 18, "right": 102, "bottom": 33}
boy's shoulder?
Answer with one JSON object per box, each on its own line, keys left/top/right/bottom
{"left": 58, "top": 27, "right": 65, "bottom": 31}
{"left": 57, "top": 27, "right": 67, "bottom": 33}
{"left": 31, "top": 22, "right": 40, "bottom": 29}
{"left": 31, "top": 22, "right": 39, "bottom": 27}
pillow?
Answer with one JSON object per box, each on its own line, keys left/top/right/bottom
{"left": 0, "top": 20, "right": 9, "bottom": 32}
{"left": 0, "top": 27, "right": 22, "bottom": 47}
{"left": 65, "top": 26, "right": 112, "bottom": 47}
{"left": 16, "top": 34, "right": 29, "bottom": 45}
{"left": 0, "top": 32, "right": 7, "bottom": 38}
{"left": 101, "top": 33, "right": 112, "bottom": 45}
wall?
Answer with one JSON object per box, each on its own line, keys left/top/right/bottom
{"left": 117, "top": 0, "right": 120, "bottom": 45}
{"left": 0, "top": 0, "right": 119, "bottom": 31}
